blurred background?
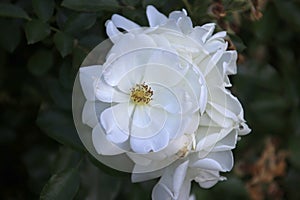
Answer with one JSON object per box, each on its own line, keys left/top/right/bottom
{"left": 0, "top": 0, "right": 299, "bottom": 199}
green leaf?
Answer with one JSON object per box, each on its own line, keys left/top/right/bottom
{"left": 52, "top": 147, "right": 81, "bottom": 174}
{"left": 36, "top": 109, "right": 84, "bottom": 151}
{"left": 32, "top": 0, "right": 55, "bottom": 22}
{"left": 24, "top": 19, "right": 51, "bottom": 44}
{"left": 59, "top": 61, "right": 76, "bottom": 90}
{"left": 54, "top": 32, "right": 74, "bottom": 57}
{"left": 0, "top": 3, "right": 30, "bottom": 20}
{"left": 46, "top": 78, "right": 72, "bottom": 110}
{"left": 40, "top": 168, "right": 80, "bottom": 200}
{"left": 27, "top": 49, "right": 53, "bottom": 76}
{"left": 22, "top": 145, "right": 53, "bottom": 193}
{"left": 0, "top": 19, "right": 21, "bottom": 52}
{"left": 63, "top": 13, "right": 96, "bottom": 34}
{"left": 61, "top": 0, "right": 119, "bottom": 12}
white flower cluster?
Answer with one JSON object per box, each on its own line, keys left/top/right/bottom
{"left": 75, "top": 5, "right": 250, "bottom": 200}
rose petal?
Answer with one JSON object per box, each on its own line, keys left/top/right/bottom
{"left": 146, "top": 5, "right": 168, "bottom": 27}
{"left": 150, "top": 84, "right": 181, "bottom": 114}
{"left": 177, "top": 16, "right": 193, "bottom": 34}
{"left": 192, "top": 169, "right": 222, "bottom": 188}
{"left": 131, "top": 170, "right": 163, "bottom": 183}
{"left": 238, "top": 122, "right": 251, "bottom": 135}
{"left": 200, "top": 23, "right": 215, "bottom": 42}
{"left": 195, "top": 126, "right": 232, "bottom": 152}
{"left": 100, "top": 103, "right": 134, "bottom": 144}
{"left": 111, "top": 14, "right": 140, "bottom": 31}
{"left": 132, "top": 105, "right": 151, "bottom": 128}
{"left": 79, "top": 65, "right": 102, "bottom": 101}
{"left": 152, "top": 160, "right": 190, "bottom": 200}
{"left": 131, "top": 106, "right": 167, "bottom": 139}
{"left": 105, "top": 20, "right": 122, "bottom": 43}
{"left": 82, "top": 101, "right": 108, "bottom": 128}
{"left": 130, "top": 127, "right": 170, "bottom": 153}
{"left": 217, "top": 50, "right": 237, "bottom": 75}
{"left": 95, "top": 77, "right": 129, "bottom": 103}
{"left": 212, "top": 129, "right": 238, "bottom": 151}
{"left": 92, "top": 124, "right": 125, "bottom": 155}
{"left": 191, "top": 151, "right": 233, "bottom": 172}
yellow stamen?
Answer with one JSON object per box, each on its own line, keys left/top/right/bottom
{"left": 130, "top": 83, "right": 153, "bottom": 105}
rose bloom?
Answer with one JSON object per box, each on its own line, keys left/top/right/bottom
{"left": 76, "top": 5, "right": 250, "bottom": 200}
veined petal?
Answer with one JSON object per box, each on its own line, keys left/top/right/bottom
{"left": 192, "top": 169, "right": 222, "bottom": 188}
{"left": 183, "top": 113, "right": 200, "bottom": 134}
{"left": 180, "top": 65, "right": 207, "bottom": 114}
{"left": 199, "top": 48, "right": 226, "bottom": 77}
{"left": 206, "top": 103, "right": 235, "bottom": 128}
{"left": 238, "top": 122, "right": 251, "bottom": 135}
{"left": 79, "top": 65, "right": 102, "bottom": 101}
{"left": 95, "top": 77, "right": 129, "bottom": 103}
{"left": 152, "top": 182, "right": 174, "bottom": 200}
{"left": 143, "top": 64, "right": 184, "bottom": 87}
{"left": 200, "top": 23, "right": 215, "bottom": 42}
{"left": 132, "top": 155, "right": 177, "bottom": 173}
{"left": 163, "top": 113, "right": 183, "bottom": 139}
{"left": 212, "top": 129, "right": 238, "bottom": 151}
{"left": 191, "top": 151, "right": 233, "bottom": 172}
{"left": 199, "top": 113, "right": 220, "bottom": 127}
{"left": 169, "top": 9, "right": 187, "bottom": 20}
{"left": 205, "top": 40, "right": 227, "bottom": 55}
{"left": 105, "top": 20, "right": 122, "bottom": 43}
{"left": 208, "top": 31, "right": 226, "bottom": 41}
{"left": 146, "top": 5, "right": 168, "bottom": 27}
{"left": 189, "top": 26, "right": 208, "bottom": 45}
{"left": 150, "top": 84, "right": 181, "bottom": 114}
{"left": 207, "top": 87, "right": 243, "bottom": 121}
{"left": 195, "top": 126, "right": 233, "bottom": 152}
{"left": 203, "top": 64, "right": 225, "bottom": 88}
{"left": 131, "top": 106, "right": 167, "bottom": 139}
{"left": 173, "top": 160, "right": 190, "bottom": 198}
{"left": 111, "top": 14, "right": 140, "bottom": 31}
{"left": 177, "top": 16, "right": 193, "bottom": 34}
{"left": 100, "top": 103, "right": 134, "bottom": 144}
{"left": 130, "top": 128, "right": 170, "bottom": 153}
{"left": 126, "top": 152, "right": 152, "bottom": 166}
{"left": 152, "top": 160, "right": 190, "bottom": 200}
{"left": 137, "top": 133, "right": 193, "bottom": 162}
{"left": 103, "top": 36, "right": 157, "bottom": 86}
{"left": 131, "top": 170, "right": 163, "bottom": 183}
{"left": 82, "top": 101, "right": 108, "bottom": 128}
{"left": 217, "top": 50, "right": 237, "bottom": 75}
{"left": 132, "top": 105, "right": 151, "bottom": 128}
{"left": 92, "top": 124, "right": 125, "bottom": 155}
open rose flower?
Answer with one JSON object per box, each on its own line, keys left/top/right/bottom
{"left": 73, "top": 5, "right": 250, "bottom": 200}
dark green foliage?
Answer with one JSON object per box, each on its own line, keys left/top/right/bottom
{"left": 0, "top": 0, "right": 300, "bottom": 199}
{"left": 0, "top": 3, "right": 30, "bottom": 19}
{"left": 32, "top": 0, "right": 55, "bottom": 22}
{"left": 54, "top": 32, "right": 74, "bottom": 57}
{"left": 40, "top": 168, "right": 80, "bottom": 200}
{"left": 25, "top": 19, "right": 51, "bottom": 44}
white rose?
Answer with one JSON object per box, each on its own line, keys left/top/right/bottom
{"left": 73, "top": 5, "right": 250, "bottom": 200}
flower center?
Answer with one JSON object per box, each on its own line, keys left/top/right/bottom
{"left": 130, "top": 83, "right": 153, "bottom": 105}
